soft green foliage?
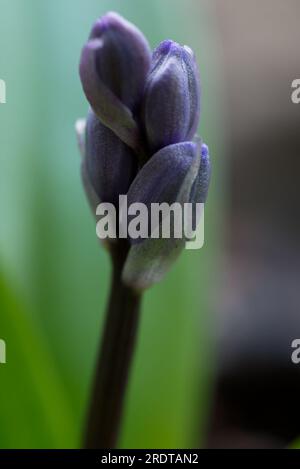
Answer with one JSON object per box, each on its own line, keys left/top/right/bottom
{"left": 0, "top": 0, "right": 223, "bottom": 448}
{"left": 0, "top": 272, "right": 77, "bottom": 448}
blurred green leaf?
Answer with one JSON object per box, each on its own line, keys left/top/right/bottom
{"left": 0, "top": 271, "right": 77, "bottom": 448}
{"left": 289, "top": 438, "right": 300, "bottom": 449}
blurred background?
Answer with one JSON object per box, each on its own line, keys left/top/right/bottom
{"left": 0, "top": 0, "right": 299, "bottom": 449}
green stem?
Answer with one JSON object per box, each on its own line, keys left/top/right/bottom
{"left": 84, "top": 242, "right": 142, "bottom": 448}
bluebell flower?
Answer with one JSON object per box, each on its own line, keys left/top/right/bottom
{"left": 77, "top": 12, "right": 211, "bottom": 289}
{"left": 85, "top": 110, "right": 137, "bottom": 206}
{"left": 142, "top": 40, "right": 201, "bottom": 154}
{"left": 79, "top": 12, "right": 151, "bottom": 150}
{"left": 122, "top": 140, "right": 210, "bottom": 289}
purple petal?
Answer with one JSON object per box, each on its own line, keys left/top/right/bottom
{"left": 89, "top": 12, "right": 152, "bottom": 111}
{"left": 127, "top": 141, "right": 199, "bottom": 207}
{"left": 79, "top": 40, "right": 140, "bottom": 150}
{"left": 122, "top": 141, "right": 204, "bottom": 290}
{"left": 85, "top": 110, "right": 138, "bottom": 206}
{"left": 79, "top": 12, "right": 152, "bottom": 150}
{"left": 142, "top": 40, "right": 201, "bottom": 153}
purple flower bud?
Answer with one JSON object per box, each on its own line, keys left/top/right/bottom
{"left": 85, "top": 110, "right": 138, "bottom": 206}
{"left": 79, "top": 12, "right": 151, "bottom": 150}
{"left": 77, "top": 13, "right": 211, "bottom": 289}
{"left": 127, "top": 141, "right": 199, "bottom": 208}
{"left": 88, "top": 12, "right": 151, "bottom": 110}
{"left": 142, "top": 40, "right": 201, "bottom": 154}
{"left": 123, "top": 141, "right": 204, "bottom": 289}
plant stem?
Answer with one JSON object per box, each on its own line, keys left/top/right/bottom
{"left": 84, "top": 241, "right": 142, "bottom": 449}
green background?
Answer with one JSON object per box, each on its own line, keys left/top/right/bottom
{"left": 0, "top": 0, "right": 223, "bottom": 448}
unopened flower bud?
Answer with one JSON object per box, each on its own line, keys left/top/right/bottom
{"left": 77, "top": 13, "right": 211, "bottom": 289}
{"left": 142, "top": 40, "right": 201, "bottom": 153}
{"left": 123, "top": 141, "right": 209, "bottom": 290}
{"left": 85, "top": 110, "right": 138, "bottom": 206}
{"left": 79, "top": 12, "right": 151, "bottom": 149}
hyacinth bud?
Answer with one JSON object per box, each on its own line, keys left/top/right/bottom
{"left": 85, "top": 110, "right": 138, "bottom": 206}
{"left": 127, "top": 141, "right": 198, "bottom": 210}
{"left": 142, "top": 40, "right": 201, "bottom": 154}
{"left": 123, "top": 141, "right": 209, "bottom": 290}
{"left": 77, "top": 12, "right": 211, "bottom": 289}
{"left": 79, "top": 12, "right": 151, "bottom": 150}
